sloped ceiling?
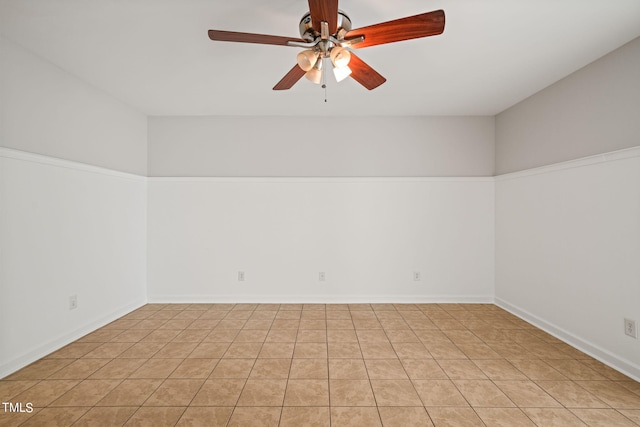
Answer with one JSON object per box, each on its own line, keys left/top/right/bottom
{"left": 1, "top": 0, "right": 639, "bottom": 116}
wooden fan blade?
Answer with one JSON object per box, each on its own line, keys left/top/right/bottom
{"left": 208, "top": 30, "right": 305, "bottom": 46}
{"left": 348, "top": 53, "right": 386, "bottom": 90}
{"left": 308, "top": 0, "right": 339, "bottom": 33}
{"left": 273, "top": 64, "right": 306, "bottom": 90}
{"left": 345, "top": 10, "right": 445, "bottom": 49}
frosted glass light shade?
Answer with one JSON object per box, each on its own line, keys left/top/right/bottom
{"left": 333, "top": 65, "right": 352, "bottom": 82}
{"left": 297, "top": 50, "right": 318, "bottom": 72}
{"left": 305, "top": 67, "right": 323, "bottom": 84}
{"left": 330, "top": 47, "right": 351, "bottom": 68}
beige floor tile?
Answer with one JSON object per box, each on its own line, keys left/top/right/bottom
{"left": 242, "top": 319, "right": 273, "bottom": 330}
{"left": 234, "top": 329, "right": 268, "bottom": 342}
{"left": 494, "top": 380, "right": 562, "bottom": 408}
{"left": 370, "top": 379, "right": 422, "bottom": 406}
{"left": 536, "top": 380, "right": 609, "bottom": 408}
{"left": 392, "top": 342, "right": 431, "bottom": 359}
{"left": 46, "top": 343, "right": 101, "bottom": 359}
{"left": 204, "top": 329, "right": 239, "bottom": 342}
{"left": 280, "top": 407, "right": 330, "bottom": 427}
{"left": 300, "top": 320, "right": 327, "bottom": 330}
{"left": 223, "top": 342, "right": 262, "bottom": 358}
{"left": 271, "top": 319, "right": 300, "bottom": 329}
{"left": 5, "top": 359, "right": 75, "bottom": 380}
{"left": 140, "top": 329, "right": 182, "bottom": 343}
{"left": 290, "top": 358, "right": 328, "bottom": 379}
{"left": 20, "top": 407, "right": 88, "bottom": 427}
{"left": 356, "top": 330, "right": 390, "bottom": 343}
{"left": 413, "top": 379, "right": 469, "bottom": 407}
{"left": 328, "top": 342, "right": 362, "bottom": 358}
{"left": 216, "top": 320, "right": 247, "bottom": 329}
{"left": 284, "top": 379, "right": 330, "bottom": 406}
{"left": 249, "top": 358, "right": 291, "bottom": 379}
{"left": 297, "top": 329, "right": 327, "bottom": 342}
{"left": 522, "top": 408, "right": 588, "bottom": 426}
{"left": 172, "top": 329, "right": 209, "bottom": 343}
{"left": 118, "top": 341, "right": 165, "bottom": 358}
{"left": 294, "top": 343, "right": 328, "bottom": 358}
{"left": 330, "top": 407, "right": 382, "bottom": 427}
{"left": 12, "top": 379, "right": 80, "bottom": 407}
{"left": 423, "top": 342, "right": 468, "bottom": 359}
{"left": 510, "top": 359, "right": 568, "bottom": 380}
{"left": 401, "top": 359, "right": 448, "bottom": 380}
{"left": 129, "top": 358, "right": 183, "bottom": 379}
{"left": 144, "top": 379, "right": 204, "bottom": 406}
{"left": 327, "top": 329, "right": 358, "bottom": 342}
{"left": 170, "top": 358, "right": 218, "bottom": 378}
{"left": 264, "top": 329, "right": 298, "bottom": 343}
{"left": 175, "top": 407, "right": 233, "bottom": 427}
{"left": 545, "top": 360, "right": 608, "bottom": 381}
{"left": 619, "top": 409, "right": 640, "bottom": 424}
{"left": 49, "top": 379, "right": 121, "bottom": 406}
{"left": 473, "top": 359, "right": 528, "bottom": 380}
{"left": 73, "top": 406, "right": 137, "bottom": 426}
{"left": 96, "top": 379, "right": 163, "bottom": 406}
{"left": 259, "top": 342, "right": 295, "bottom": 358}
{"left": 454, "top": 379, "right": 515, "bottom": 407}
{"left": 237, "top": 379, "right": 287, "bottom": 406}
{"left": 326, "top": 320, "right": 355, "bottom": 330}
{"left": 570, "top": 408, "right": 638, "bottom": 426}
{"left": 475, "top": 407, "right": 536, "bottom": 426}
{"left": 190, "top": 379, "right": 245, "bottom": 406}
{"left": 47, "top": 358, "right": 111, "bottom": 380}
{"left": 365, "top": 359, "right": 408, "bottom": 379}
{"left": 210, "top": 358, "right": 255, "bottom": 378}
{"left": 577, "top": 380, "right": 640, "bottom": 408}
{"left": 329, "top": 359, "right": 369, "bottom": 379}
{"left": 330, "top": 379, "right": 376, "bottom": 406}
{"left": 359, "top": 342, "right": 397, "bottom": 359}
{"left": 227, "top": 407, "right": 281, "bottom": 427}
{"left": 83, "top": 342, "right": 134, "bottom": 359}
{"left": 0, "top": 380, "right": 38, "bottom": 401}
{"left": 378, "top": 407, "right": 433, "bottom": 427}
{"left": 124, "top": 407, "right": 186, "bottom": 426}
{"left": 426, "top": 407, "right": 484, "bottom": 427}
{"left": 437, "top": 359, "right": 487, "bottom": 380}
{"left": 88, "top": 358, "right": 146, "bottom": 379}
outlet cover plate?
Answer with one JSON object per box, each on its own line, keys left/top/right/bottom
{"left": 624, "top": 318, "right": 637, "bottom": 338}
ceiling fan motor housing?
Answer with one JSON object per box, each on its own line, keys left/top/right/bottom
{"left": 299, "top": 10, "right": 352, "bottom": 42}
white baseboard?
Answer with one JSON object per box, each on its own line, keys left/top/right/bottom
{"left": 146, "top": 294, "right": 494, "bottom": 304}
{"left": 495, "top": 297, "right": 640, "bottom": 382}
{"left": 0, "top": 298, "right": 147, "bottom": 379}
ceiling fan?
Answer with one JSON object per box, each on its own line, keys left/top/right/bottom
{"left": 208, "top": 0, "right": 445, "bottom": 91}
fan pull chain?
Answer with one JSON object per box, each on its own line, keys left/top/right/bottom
{"left": 322, "top": 59, "right": 327, "bottom": 103}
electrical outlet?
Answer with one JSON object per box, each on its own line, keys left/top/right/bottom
{"left": 413, "top": 271, "right": 421, "bottom": 281}
{"left": 319, "top": 272, "right": 325, "bottom": 281}
{"left": 69, "top": 295, "right": 78, "bottom": 310}
{"left": 238, "top": 271, "right": 245, "bottom": 282}
{"left": 624, "top": 318, "right": 637, "bottom": 338}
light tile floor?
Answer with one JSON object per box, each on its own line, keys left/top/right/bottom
{"left": 1, "top": 303, "right": 639, "bottom": 426}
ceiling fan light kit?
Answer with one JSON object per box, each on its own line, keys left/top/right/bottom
{"left": 208, "top": 0, "right": 445, "bottom": 91}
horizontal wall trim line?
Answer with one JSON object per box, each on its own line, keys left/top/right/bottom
{"left": 495, "top": 297, "right": 640, "bottom": 382}
{"left": 147, "top": 295, "right": 494, "bottom": 304}
{"left": 148, "top": 177, "right": 495, "bottom": 183}
{"left": 0, "top": 298, "right": 147, "bottom": 379}
{"left": 495, "top": 145, "right": 640, "bottom": 181}
{"left": 0, "top": 147, "right": 146, "bottom": 182}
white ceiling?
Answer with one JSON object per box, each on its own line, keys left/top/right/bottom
{"left": 1, "top": 0, "right": 639, "bottom": 116}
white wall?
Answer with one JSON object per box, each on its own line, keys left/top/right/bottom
{"left": 148, "top": 116, "right": 494, "bottom": 177}
{"left": 0, "top": 36, "right": 147, "bottom": 175}
{"left": 0, "top": 149, "right": 147, "bottom": 378}
{"left": 496, "top": 36, "right": 640, "bottom": 174}
{"left": 147, "top": 177, "right": 495, "bottom": 303}
{"left": 495, "top": 148, "right": 640, "bottom": 380}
